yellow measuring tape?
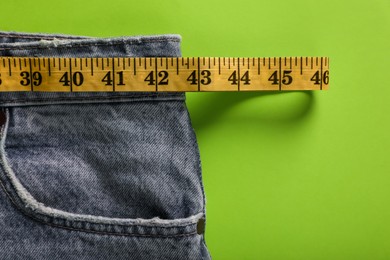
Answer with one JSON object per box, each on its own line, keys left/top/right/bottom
{"left": 0, "top": 57, "right": 329, "bottom": 92}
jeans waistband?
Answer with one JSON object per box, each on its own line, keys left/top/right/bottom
{"left": 0, "top": 31, "right": 184, "bottom": 107}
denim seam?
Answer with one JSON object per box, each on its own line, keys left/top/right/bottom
{"left": 0, "top": 178, "right": 198, "bottom": 238}
{"left": 0, "top": 40, "right": 181, "bottom": 51}
{"left": 0, "top": 94, "right": 185, "bottom": 105}
{"left": 0, "top": 176, "right": 199, "bottom": 230}
{"left": 184, "top": 102, "right": 207, "bottom": 215}
{"left": 0, "top": 107, "right": 203, "bottom": 232}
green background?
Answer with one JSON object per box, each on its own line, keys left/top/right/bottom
{"left": 1, "top": 0, "right": 389, "bottom": 259}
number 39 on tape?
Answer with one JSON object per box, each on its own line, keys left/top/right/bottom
{"left": 0, "top": 57, "right": 329, "bottom": 92}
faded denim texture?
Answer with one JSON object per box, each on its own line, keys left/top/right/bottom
{"left": 0, "top": 31, "right": 211, "bottom": 259}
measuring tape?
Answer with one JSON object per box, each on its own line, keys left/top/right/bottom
{"left": 0, "top": 57, "right": 329, "bottom": 92}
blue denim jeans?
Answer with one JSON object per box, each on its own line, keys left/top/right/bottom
{"left": 0, "top": 31, "right": 211, "bottom": 259}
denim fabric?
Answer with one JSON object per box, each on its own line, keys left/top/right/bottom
{"left": 0, "top": 31, "right": 211, "bottom": 259}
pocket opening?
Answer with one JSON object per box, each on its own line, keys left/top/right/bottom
{"left": 0, "top": 107, "right": 204, "bottom": 236}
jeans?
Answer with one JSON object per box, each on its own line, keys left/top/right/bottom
{"left": 0, "top": 31, "right": 211, "bottom": 259}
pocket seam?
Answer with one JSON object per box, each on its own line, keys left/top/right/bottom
{"left": 0, "top": 177, "right": 199, "bottom": 238}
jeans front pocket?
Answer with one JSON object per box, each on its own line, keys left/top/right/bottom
{"left": 0, "top": 99, "right": 206, "bottom": 239}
